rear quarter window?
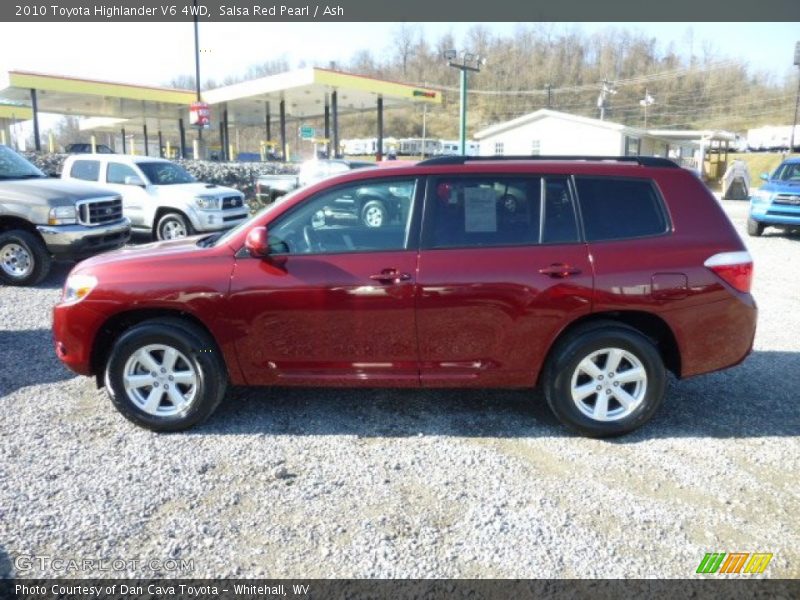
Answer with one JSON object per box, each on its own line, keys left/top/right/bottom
{"left": 575, "top": 177, "right": 668, "bottom": 242}
{"left": 69, "top": 160, "right": 101, "bottom": 182}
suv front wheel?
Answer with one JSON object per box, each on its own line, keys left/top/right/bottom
{"left": 104, "top": 320, "right": 227, "bottom": 431}
{"left": 361, "top": 200, "right": 387, "bottom": 228}
{"left": 747, "top": 217, "right": 764, "bottom": 237}
{"left": 156, "top": 212, "right": 194, "bottom": 241}
{"left": 543, "top": 323, "right": 666, "bottom": 437}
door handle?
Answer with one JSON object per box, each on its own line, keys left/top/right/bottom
{"left": 369, "top": 269, "right": 412, "bottom": 284}
{"left": 538, "top": 263, "right": 582, "bottom": 278}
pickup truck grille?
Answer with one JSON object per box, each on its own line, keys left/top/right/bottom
{"left": 77, "top": 197, "right": 123, "bottom": 226}
{"left": 222, "top": 195, "right": 243, "bottom": 209}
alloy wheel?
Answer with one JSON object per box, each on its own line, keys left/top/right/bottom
{"left": 122, "top": 344, "right": 198, "bottom": 416}
{"left": 569, "top": 347, "right": 648, "bottom": 422}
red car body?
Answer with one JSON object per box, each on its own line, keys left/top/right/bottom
{"left": 53, "top": 160, "right": 756, "bottom": 394}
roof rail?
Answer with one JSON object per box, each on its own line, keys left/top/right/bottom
{"left": 417, "top": 155, "right": 680, "bottom": 168}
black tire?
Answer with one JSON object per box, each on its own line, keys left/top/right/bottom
{"left": 360, "top": 200, "right": 388, "bottom": 228}
{"left": 542, "top": 322, "right": 666, "bottom": 438}
{"left": 156, "top": 212, "right": 194, "bottom": 241}
{"left": 0, "top": 229, "right": 51, "bottom": 286}
{"left": 747, "top": 217, "right": 764, "bottom": 237}
{"left": 104, "top": 319, "right": 227, "bottom": 431}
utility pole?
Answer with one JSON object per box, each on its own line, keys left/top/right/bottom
{"left": 640, "top": 88, "right": 655, "bottom": 128}
{"left": 791, "top": 41, "right": 800, "bottom": 152}
{"left": 597, "top": 79, "right": 617, "bottom": 121}
{"left": 545, "top": 83, "right": 552, "bottom": 109}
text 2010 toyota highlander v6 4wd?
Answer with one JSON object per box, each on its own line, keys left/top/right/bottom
{"left": 53, "top": 156, "right": 757, "bottom": 437}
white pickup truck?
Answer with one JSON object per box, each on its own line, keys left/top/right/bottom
{"left": 61, "top": 155, "right": 248, "bottom": 240}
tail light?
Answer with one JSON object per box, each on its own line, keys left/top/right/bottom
{"left": 704, "top": 251, "right": 753, "bottom": 293}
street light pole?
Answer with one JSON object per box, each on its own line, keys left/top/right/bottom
{"left": 459, "top": 69, "right": 467, "bottom": 156}
{"left": 445, "top": 50, "right": 485, "bottom": 156}
{"left": 193, "top": 0, "right": 202, "bottom": 141}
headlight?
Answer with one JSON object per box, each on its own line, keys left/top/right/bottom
{"left": 195, "top": 195, "right": 221, "bottom": 210}
{"left": 750, "top": 189, "right": 772, "bottom": 204}
{"left": 62, "top": 273, "right": 97, "bottom": 304}
{"left": 48, "top": 206, "right": 77, "bottom": 225}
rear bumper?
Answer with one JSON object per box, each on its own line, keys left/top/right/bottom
{"left": 665, "top": 294, "right": 757, "bottom": 378}
{"left": 37, "top": 219, "right": 131, "bottom": 259}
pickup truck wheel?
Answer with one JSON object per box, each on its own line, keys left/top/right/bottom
{"left": 156, "top": 212, "right": 194, "bottom": 241}
{"left": 104, "top": 321, "right": 227, "bottom": 431}
{"left": 747, "top": 217, "right": 764, "bottom": 237}
{"left": 361, "top": 200, "right": 387, "bottom": 228}
{"left": 0, "top": 230, "right": 51, "bottom": 286}
{"left": 542, "top": 324, "right": 666, "bottom": 438}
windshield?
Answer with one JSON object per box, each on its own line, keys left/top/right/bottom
{"left": 773, "top": 162, "right": 800, "bottom": 182}
{"left": 0, "top": 145, "right": 45, "bottom": 179}
{"left": 212, "top": 187, "right": 306, "bottom": 248}
{"left": 138, "top": 161, "right": 196, "bottom": 185}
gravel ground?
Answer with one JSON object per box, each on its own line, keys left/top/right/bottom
{"left": 0, "top": 198, "right": 797, "bottom": 579}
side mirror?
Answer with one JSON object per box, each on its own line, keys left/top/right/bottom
{"left": 124, "top": 175, "right": 145, "bottom": 187}
{"left": 759, "top": 173, "right": 769, "bottom": 181}
{"left": 245, "top": 226, "right": 270, "bottom": 257}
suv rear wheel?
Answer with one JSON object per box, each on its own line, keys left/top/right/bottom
{"left": 0, "top": 229, "right": 51, "bottom": 286}
{"left": 104, "top": 320, "right": 227, "bottom": 431}
{"left": 543, "top": 323, "right": 666, "bottom": 437}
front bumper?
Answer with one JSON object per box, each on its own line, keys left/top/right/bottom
{"left": 37, "top": 218, "right": 131, "bottom": 259}
{"left": 53, "top": 299, "right": 108, "bottom": 376}
{"left": 193, "top": 209, "right": 249, "bottom": 232}
{"left": 750, "top": 196, "right": 800, "bottom": 226}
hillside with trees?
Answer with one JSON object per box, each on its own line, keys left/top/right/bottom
{"left": 149, "top": 24, "right": 798, "bottom": 155}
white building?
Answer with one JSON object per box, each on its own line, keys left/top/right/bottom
{"left": 474, "top": 109, "right": 682, "bottom": 158}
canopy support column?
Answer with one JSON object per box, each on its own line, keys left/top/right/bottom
{"left": 376, "top": 95, "right": 384, "bottom": 161}
{"left": 265, "top": 101, "right": 271, "bottom": 147}
{"left": 30, "top": 89, "right": 41, "bottom": 152}
{"left": 331, "top": 91, "right": 338, "bottom": 158}
{"left": 178, "top": 118, "right": 186, "bottom": 159}
{"left": 324, "top": 95, "right": 331, "bottom": 159}
{"left": 223, "top": 107, "right": 230, "bottom": 161}
{"left": 279, "top": 99, "right": 287, "bottom": 161}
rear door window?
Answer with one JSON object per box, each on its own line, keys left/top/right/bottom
{"left": 69, "top": 160, "right": 100, "bottom": 182}
{"left": 422, "top": 175, "right": 579, "bottom": 249}
{"left": 575, "top": 177, "right": 668, "bottom": 242}
{"left": 107, "top": 162, "right": 139, "bottom": 184}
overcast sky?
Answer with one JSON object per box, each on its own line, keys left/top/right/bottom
{"left": 0, "top": 22, "right": 797, "bottom": 88}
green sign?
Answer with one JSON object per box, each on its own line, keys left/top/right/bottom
{"left": 300, "top": 125, "right": 315, "bottom": 140}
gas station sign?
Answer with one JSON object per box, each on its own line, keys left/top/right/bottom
{"left": 189, "top": 102, "right": 211, "bottom": 129}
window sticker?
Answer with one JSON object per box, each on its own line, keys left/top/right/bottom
{"left": 464, "top": 187, "right": 497, "bottom": 232}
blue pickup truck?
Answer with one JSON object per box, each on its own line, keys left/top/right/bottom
{"left": 748, "top": 156, "right": 800, "bottom": 236}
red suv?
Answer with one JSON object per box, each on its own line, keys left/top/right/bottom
{"left": 52, "top": 156, "right": 757, "bottom": 437}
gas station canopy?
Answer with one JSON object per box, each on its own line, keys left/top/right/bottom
{"left": 0, "top": 67, "right": 442, "bottom": 159}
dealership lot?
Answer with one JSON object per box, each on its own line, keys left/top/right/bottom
{"left": 0, "top": 199, "right": 797, "bottom": 578}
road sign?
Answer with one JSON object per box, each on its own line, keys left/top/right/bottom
{"left": 300, "top": 125, "right": 315, "bottom": 140}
